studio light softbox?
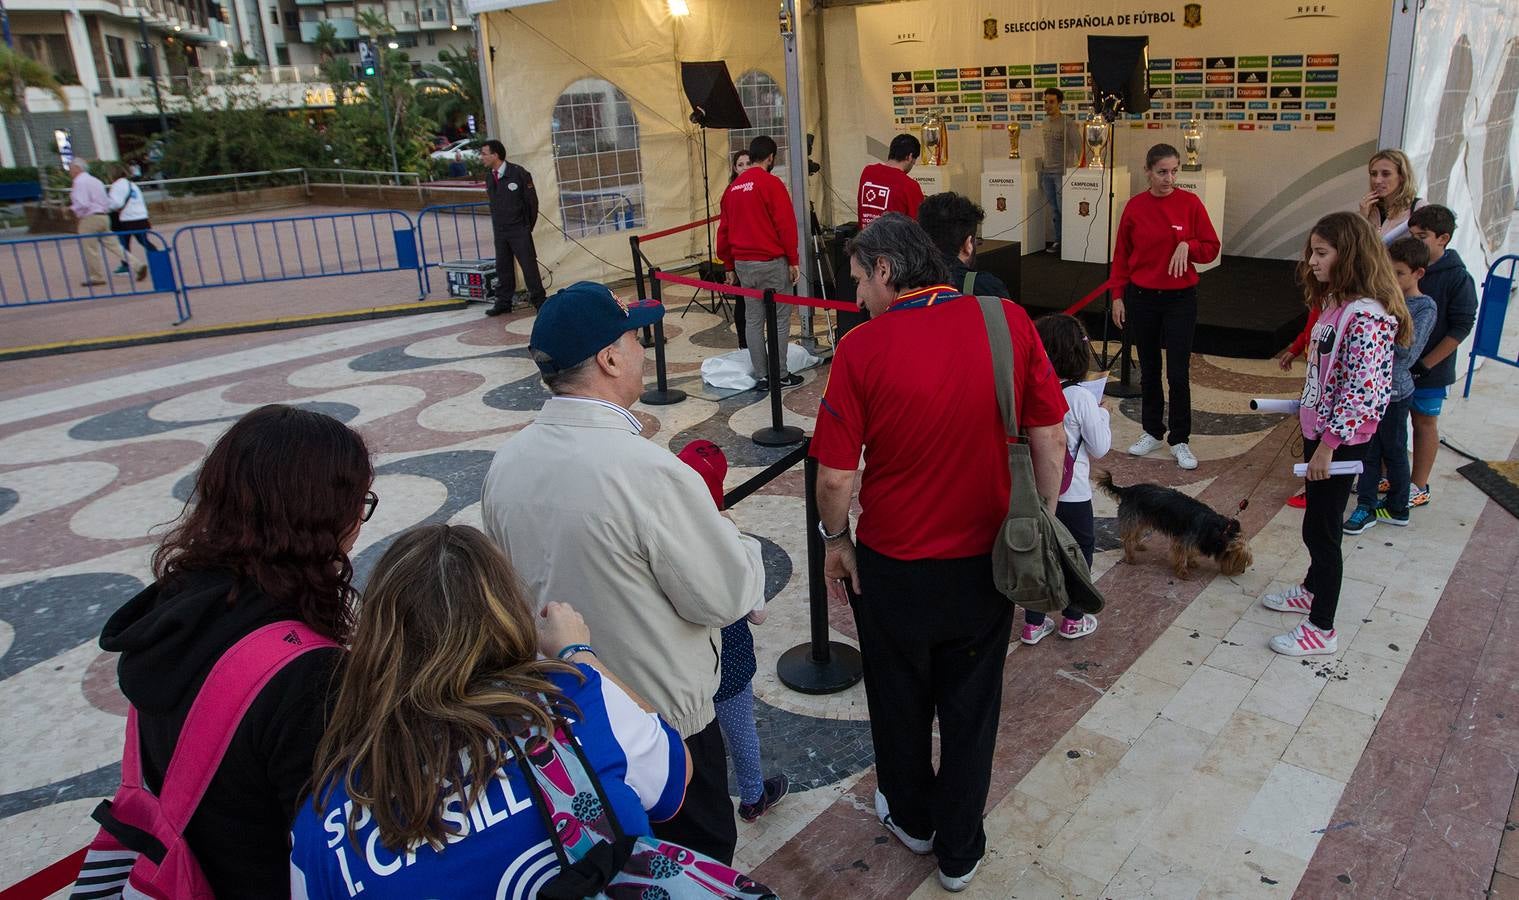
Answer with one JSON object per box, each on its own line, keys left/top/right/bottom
{"left": 1087, "top": 36, "right": 1152, "bottom": 115}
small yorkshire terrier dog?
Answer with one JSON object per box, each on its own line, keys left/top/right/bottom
{"left": 1096, "top": 472, "right": 1253, "bottom": 579}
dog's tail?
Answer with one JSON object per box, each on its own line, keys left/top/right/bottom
{"left": 1095, "top": 470, "right": 1125, "bottom": 501}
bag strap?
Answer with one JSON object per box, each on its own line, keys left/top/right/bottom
{"left": 975, "top": 295, "right": 1019, "bottom": 439}
{"left": 962, "top": 269, "right": 977, "bottom": 296}
{"left": 152, "top": 621, "right": 339, "bottom": 834}
{"left": 505, "top": 728, "right": 576, "bottom": 870}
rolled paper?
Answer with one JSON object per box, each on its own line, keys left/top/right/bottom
{"left": 1250, "top": 398, "right": 1301, "bottom": 413}
{"left": 1292, "top": 461, "right": 1365, "bottom": 477}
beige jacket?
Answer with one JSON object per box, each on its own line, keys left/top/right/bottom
{"left": 482, "top": 397, "right": 766, "bottom": 739}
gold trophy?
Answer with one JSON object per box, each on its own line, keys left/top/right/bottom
{"left": 1084, "top": 112, "right": 1109, "bottom": 169}
{"left": 1182, "top": 119, "right": 1203, "bottom": 171}
{"left": 921, "top": 110, "right": 949, "bottom": 166}
{"left": 1007, "top": 123, "right": 1020, "bottom": 159}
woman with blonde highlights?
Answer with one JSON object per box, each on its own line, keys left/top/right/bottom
{"left": 1259, "top": 212, "right": 1408, "bottom": 660}
{"left": 1358, "top": 148, "right": 1420, "bottom": 242}
{"left": 291, "top": 524, "right": 691, "bottom": 898}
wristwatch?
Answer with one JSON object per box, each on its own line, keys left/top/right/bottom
{"left": 818, "top": 520, "right": 850, "bottom": 542}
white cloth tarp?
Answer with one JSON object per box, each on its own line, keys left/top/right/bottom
{"left": 700, "top": 344, "right": 824, "bottom": 391}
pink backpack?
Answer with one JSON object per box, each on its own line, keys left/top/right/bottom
{"left": 73, "top": 622, "right": 338, "bottom": 900}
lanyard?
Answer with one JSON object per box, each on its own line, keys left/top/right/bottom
{"left": 886, "top": 284, "right": 962, "bottom": 312}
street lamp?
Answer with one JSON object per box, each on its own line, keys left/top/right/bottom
{"left": 387, "top": 40, "right": 398, "bottom": 49}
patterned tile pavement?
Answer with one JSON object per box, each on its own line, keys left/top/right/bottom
{"left": 1, "top": 284, "right": 1517, "bottom": 899}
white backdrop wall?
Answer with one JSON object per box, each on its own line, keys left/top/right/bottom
{"left": 478, "top": 0, "right": 821, "bottom": 290}
{"left": 1401, "top": 0, "right": 1519, "bottom": 277}
{"left": 819, "top": 0, "right": 1395, "bottom": 259}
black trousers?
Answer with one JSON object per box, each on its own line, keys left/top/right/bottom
{"left": 1126, "top": 285, "right": 1197, "bottom": 445}
{"left": 492, "top": 228, "right": 546, "bottom": 306}
{"left": 1026, "top": 500, "right": 1094, "bottom": 626}
{"left": 1302, "top": 437, "right": 1371, "bottom": 631}
{"left": 651, "top": 717, "right": 737, "bottom": 865}
{"left": 850, "top": 543, "right": 1014, "bottom": 878}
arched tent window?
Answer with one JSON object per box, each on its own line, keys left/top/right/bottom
{"left": 729, "top": 70, "right": 787, "bottom": 164}
{"left": 550, "top": 78, "right": 646, "bottom": 237}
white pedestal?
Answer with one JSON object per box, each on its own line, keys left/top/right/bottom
{"left": 980, "top": 158, "right": 1045, "bottom": 255}
{"left": 1173, "top": 169, "right": 1227, "bottom": 273}
{"left": 1062, "top": 166, "right": 1129, "bottom": 264}
{"left": 909, "top": 166, "right": 956, "bottom": 198}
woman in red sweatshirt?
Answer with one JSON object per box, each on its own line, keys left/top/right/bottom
{"left": 1109, "top": 143, "right": 1221, "bottom": 470}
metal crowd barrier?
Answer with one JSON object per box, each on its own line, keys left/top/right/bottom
{"left": 171, "top": 209, "right": 423, "bottom": 306}
{"left": 416, "top": 201, "right": 491, "bottom": 294}
{"left": 0, "top": 229, "right": 189, "bottom": 323}
{"left": 1462, "top": 254, "right": 1519, "bottom": 398}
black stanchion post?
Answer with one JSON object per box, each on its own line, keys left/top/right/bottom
{"left": 751, "top": 290, "right": 805, "bottom": 446}
{"left": 778, "top": 453, "right": 864, "bottom": 695}
{"left": 1104, "top": 289, "right": 1142, "bottom": 399}
{"left": 630, "top": 235, "right": 655, "bottom": 349}
{"left": 640, "top": 268, "right": 687, "bottom": 406}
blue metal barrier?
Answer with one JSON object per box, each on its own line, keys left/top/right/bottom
{"left": 0, "top": 230, "right": 189, "bottom": 323}
{"left": 416, "top": 201, "right": 491, "bottom": 294}
{"left": 1463, "top": 254, "right": 1519, "bottom": 398}
{"left": 171, "top": 209, "right": 424, "bottom": 305}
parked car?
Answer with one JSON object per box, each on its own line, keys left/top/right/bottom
{"left": 429, "top": 139, "right": 482, "bottom": 162}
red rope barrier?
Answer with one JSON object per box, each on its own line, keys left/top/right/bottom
{"left": 650, "top": 270, "right": 858, "bottom": 313}
{"left": 0, "top": 848, "right": 86, "bottom": 900}
{"left": 638, "top": 214, "right": 721, "bottom": 244}
{"left": 1062, "top": 282, "right": 1114, "bottom": 316}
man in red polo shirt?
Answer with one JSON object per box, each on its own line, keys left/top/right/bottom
{"left": 810, "top": 212, "right": 1067, "bottom": 893}
{"left": 856, "top": 134, "right": 925, "bottom": 228}
{"left": 717, "top": 135, "right": 802, "bottom": 390}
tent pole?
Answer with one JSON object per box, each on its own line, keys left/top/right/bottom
{"left": 781, "top": 0, "right": 813, "bottom": 309}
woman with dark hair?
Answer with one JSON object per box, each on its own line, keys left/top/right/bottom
{"left": 1109, "top": 142, "right": 1221, "bottom": 471}
{"left": 727, "top": 149, "right": 753, "bottom": 348}
{"left": 291, "top": 524, "right": 694, "bottom": 898}
{"left": 107, "top": 162, "right": 152, "bottom": 272}
{"left": 99, "top": 404, "right": 373, "bottom": 898}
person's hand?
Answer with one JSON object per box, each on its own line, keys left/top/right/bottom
{"left": 788, "top": 265, "right": 801, "bottom": 285}
{"left": 1111, "top": 297, "right": 1126, "bottom": 328}
{"left": 1167, "top": 242, "right": 1190, "bottom": 279}
{"left": 746, "top": 607, "right": 768, "bottom": 626}
{"left": 1306, "top": 442, "right": 1334, "bottom": 481}
{"left": 724, "top": 270, "right": 736, "bottom": 285}
{"left": 823, "top": 540, "right": 860, "bottom": 604}
{"left": 1358, "top": 191, "right": 1380, "bottom": 220}
{"left": 1275, "top": 347, "right": 1298, "bottom": 371}
{"left": 538, "top": 601, "right": 591, "bottom": 657}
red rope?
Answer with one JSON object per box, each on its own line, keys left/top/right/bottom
{"left": 637, "top": 214, "right": 721, "bottom": 243}
{"left": 651, "top": 270, "right": 858, "bottom": 312}
{"left": 1062, "top": 282, "right": 1115, "bottom": 316}
{"left": 0, "top": 848, "right": 87, "bottom": 900}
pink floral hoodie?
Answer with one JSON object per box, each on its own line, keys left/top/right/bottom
{"left": 1299, "top": 297, "right": 1398, "bottom": 448}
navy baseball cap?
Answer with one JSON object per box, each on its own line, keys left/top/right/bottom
{"left": 529, "top": 281, "right": 664, "bottom": 374}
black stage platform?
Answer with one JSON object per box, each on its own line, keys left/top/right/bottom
{"left": 1014, "top": 251, "right": 1306, "bottom": 360}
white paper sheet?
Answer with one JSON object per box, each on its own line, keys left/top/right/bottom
{"left": 1292, "top": 461, "right": 1365, "bottom": 477}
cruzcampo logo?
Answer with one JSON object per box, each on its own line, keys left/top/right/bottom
{"left": 1184, "top": 3, "right": 1202, "bottom": 27}
{"left": 983, "top": 17, "right": 999, "bottom": 39}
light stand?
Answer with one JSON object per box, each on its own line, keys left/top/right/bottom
{"left": 1094, "top": 93, "right": 1141, "bottom": 399}
{"left": 681, "top": 108, "right": 726, "bottom": 318}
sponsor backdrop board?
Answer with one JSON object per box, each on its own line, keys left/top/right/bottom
{"left": 823, "top": 0, "right": 1391, "bottom": 258}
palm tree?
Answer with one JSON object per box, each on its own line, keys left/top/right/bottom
{"left": 0, "top": 46, "right": 68, "bottom": 170}
{"left": 416, "top": 46, "right": 482, "bottom": 134}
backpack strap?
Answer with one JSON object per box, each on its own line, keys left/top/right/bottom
{"left": 151, "top": 621, "right": 339, "bottom": 835}
{"left": 975, "top": 295, "right": 1019, "bottom": 439}
{"left": 962, "top": 270, "right": 978, "bottom": 296}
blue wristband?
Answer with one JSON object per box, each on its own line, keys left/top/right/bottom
{"left": 556, "top": 643, "right": 595, "bottom": 661}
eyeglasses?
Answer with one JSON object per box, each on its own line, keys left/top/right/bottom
{"left": 361, "top": 490, "right": 379, "bottom": 522}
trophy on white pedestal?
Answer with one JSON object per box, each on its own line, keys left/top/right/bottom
{"left": 1084, "top": 112, "right": 1110, "bottom": 168}
{"left": 1007, "top": 123, "right": 1020, "bottom": 159}
{"left": 1182, "top": 119, "right": 1203, "bottom": 171}
{"left": 921, "top": 110, "right": 949, "bottom": 166}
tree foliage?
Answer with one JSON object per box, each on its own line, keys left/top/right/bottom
{"left": 157, "top": 81, "right": 324, "bottom": 179}
{"left": 416, "top": 47, "right": 483, "bottom": 134}
{"left": 0, "top": 46, "right": 69, "bottom": 169}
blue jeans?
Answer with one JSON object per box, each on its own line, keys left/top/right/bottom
{"left": 1357, "top": 397, "right": 1411, "bottom": 515}
{"left": 1039, "top": 171, "right": 1062, "bottom": 244}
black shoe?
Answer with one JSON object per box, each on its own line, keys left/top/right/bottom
{"left": 752, "top": 378, "right": 769, "bottom": 393}
{"left": 738, "top": 774, "right": 789, "bottom": 822}
{"left": 779, "top": 373, "right": 803, "bottom": 388}
{"left": 529, "top": 296, "right": 546, "bottom": 311}
{"left": 485, "top": 302, "right": 510, "bottom": 316}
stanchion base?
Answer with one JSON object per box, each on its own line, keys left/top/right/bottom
{"left": 641, "top": 387, "right": 687, "bottom": 406}
{"left": 751, "top": 425, "right": 805, "bottom": 446}
{"left": 1103, "top": 378, "right": 1143, "bottom": 399}
{"left": 777, "top": 642, "right": 863, "bottom": 695}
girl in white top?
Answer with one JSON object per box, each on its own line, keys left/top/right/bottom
{"left": 108, "top": 163, "right": 151, "bottom": 272}
{"left": 1022, "top": 313, "right": 1111, "bottom": 646}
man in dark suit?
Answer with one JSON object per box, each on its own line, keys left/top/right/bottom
{"left": 480, "top": 139, "right": 547, "bottom": 315}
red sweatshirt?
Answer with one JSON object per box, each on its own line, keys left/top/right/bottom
{"left": 857, "top": 162, "right": 924, "bottom": 227}
{"left": 716, "top": 166, "right": 798, "bottom": 269}
{"left": 1286, "top": 307, "right": 1321, "bottom": 358}
{"left": 1109, "top": 188, "right": 1221, "bottom": 292}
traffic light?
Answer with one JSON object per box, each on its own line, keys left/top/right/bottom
{"left": 358, "top": 41, "right": 376, "bottom": 77}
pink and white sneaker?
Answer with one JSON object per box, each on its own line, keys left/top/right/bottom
{"left": 1059, "top": 614, "right": 1098, "bottom": 639}
{"left": 1022, "top": 619, "right": 1056, "bottom": 645}
{"left": 1269, "top": 622, "right": 1338, "bottom": 656}
{"left": 1261, "top": 585, "right": 1314, "bottom": 615}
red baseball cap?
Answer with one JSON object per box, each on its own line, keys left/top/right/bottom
{"left": 676, "top": 440, "right": 728, "bottom": 510}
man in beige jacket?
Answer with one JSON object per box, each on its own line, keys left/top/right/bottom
{"left": 483, "top": 281, "right": 766, "bottom": 865}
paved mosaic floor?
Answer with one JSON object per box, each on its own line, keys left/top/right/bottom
{"left": 1, "top": 294, "right": 1517, "bottom": 899}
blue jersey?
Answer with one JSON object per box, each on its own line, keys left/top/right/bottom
{"left": 290, "top": 665, "right": 686, "bottom": 899}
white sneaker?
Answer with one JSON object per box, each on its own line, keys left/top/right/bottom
{"left": 1171, "top": 442, "right": 1199, "bottom": 470}
{"left": 1261, "top": 584, "right": 1314, "bottom": 615}
{"left": 874, "top": 790, "right": 933, "bottom": 855}
{"left": 939, "top": 859, "right": 982, "bottom": 892}
{"left": 1129, "top": 433, "right": 1165, "bottom": 456}
{"left": 1269, "top": 621, "right": 1338, "bottom": 656}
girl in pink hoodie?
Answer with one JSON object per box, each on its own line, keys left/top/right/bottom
{"left": 1261, "top": 212, "right": 1413, "bottom": 657}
